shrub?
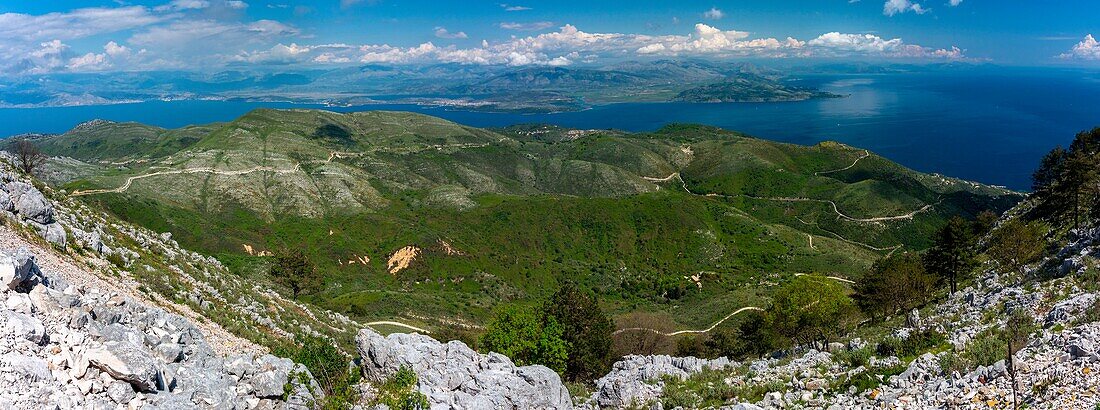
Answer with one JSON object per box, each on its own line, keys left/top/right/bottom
{"left": 988, "top": 219, "right": 1047, "bottom": 274}
{"left": 480, "top": 305, "right": 569, "bottom": 374}
{"left": 375, "top": 366, "right": 429, "bottom": 410}
{"left": 876, "top": 329, "right": 947, "bottom": 359}
{"left": 832, "top": 346, "right": 874, "bottom": 368}
{"left": 272, "top": 335, "right": 359, "bottom": 409}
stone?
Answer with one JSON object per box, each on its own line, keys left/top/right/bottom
{"left": 5, "top": 182, "right": 54, "bottom": 224}
{"left": 85, "top": 341, "right": 163, "bottom": 392}
{"left": 0, "top": 247, "right": 40, "bottom": 290}
{"left": 356, "top": 328, "right": 571, "bottom": 409}
{"left": 106, "top": 380, "right": 136, "bottom": 404}
{"left": 1, "top": 353, "right": 50, "bottom": 382}
{"left": 1, "top": 310, "right": 46, "bottom": 344}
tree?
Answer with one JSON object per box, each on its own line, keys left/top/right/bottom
{"left": 10, "top": 140, "right": 47, "bottom": 175}
{"left": 767, "top": 275, "right": 858, "bottom": 349}
{"left": 269, "top": 248, "right": 323, "bottom": 299}
{"left": 924, "top": 216, "right": 978, "bottom": 294}
{"left": 988, "top": 219, "right": 1046, "bottom": 275}
{"left": 480, "top": 305, "right": 569, "bottom": 374}
{"left": 542, "top": 282, "right": 614, "bottom": 381}
{"left": 1032, "top": 146, "right": 1066, "bottom": 193}
{"left": 1031, "top": 128, "right": 1100, "bottom": 229}
{"left": 853, "top": 252, "right": 935, "bottom": 321}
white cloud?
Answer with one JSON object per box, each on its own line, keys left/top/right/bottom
{"left": 948, "top": 0, "right": 962, "bottom": 5}
{"left": 500, "top": 4, "right": 532, "bottom": 11}
{"left": 703, "top": 7, "right": 724, "bottom": 20}
{"left": 434, "top": 27, "right": 468, "bottom": 39}
{"left": 0, "top": 6, "right": 165, "bottom": 42}
{"left": 807, "top": 32, "right": 962, "bottom": 58}
{"left": 226, "top": 1, "right": 249, "bottom": 9}
{"left": 154, "top": 0, "right": 211, "bottom": 12}
{"left": 499, "top": 21, "right": 555, "bottom": 31}
{"left": 1060, "top": 34, "right": 1100, "bottom": 61}
{"left": 884, "top": 0, "right": 928, "bottom": 16}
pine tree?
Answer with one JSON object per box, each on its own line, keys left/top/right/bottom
{"left": 924, "top": 216, "right": 978, "bottom": 294}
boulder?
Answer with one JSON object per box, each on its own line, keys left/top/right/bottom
{"left": 1045, "top": 293, "right": 1097, "bottom": 327}
{"left": 0, "top": 190, "right": 13, "bottom": 213}
{"left": 1, "top": 310, "right": 46, "bottom": 344}
{"left": 0, "top": 353, "right": 51, "bottom": 382}
{"left": 0, "top": 247, "right": 41, "bottom": 290}
{"left": 590, "top": 355, "right": 732, "bottom": 408}
{"left": 5, "top": 182, "right": 54, "bottom": 224}
{"left": 356, "top": 328, "right": 572, "bottom": 409}
{"left": 85, "top": 341, "right": 163, "bottom": 392}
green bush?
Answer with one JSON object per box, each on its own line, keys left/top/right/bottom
{"left": 832, "top": 346, "right": 874, "bottom": 368}
{"left": 660, "top": 368, "right": 782, "bottom": 408}
{"left": 876, "top": 329, "right": 947, "bottom": 360}
{"left": 480, "top": 305, "right": 570, "bottom": 374}
{"left": 272, "top": 335, "right": 359, "bottom": 410}
{"left": 375, "top": 366, "right": 429, "bottom": 410}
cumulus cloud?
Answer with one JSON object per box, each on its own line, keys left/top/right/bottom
{"left": 1059, "top": 34, "right": 1100, "bottom": 61}
{"left": 703, "top": 7, "right": 725, "bottom": 20}
{"left": 808, "top": 32, "right": 961, "bottom": 58}
{"left": 884, "top": 0, "right": 928, "bottom": 16}
{"left": 499, "top": 21, "right": 555, "bottom": 31}
{"left": 500, "top": 4, "right": 532, "bottom": 11}
{"left": 226, "top": 1, "right": 249, "bottom": 9}
{"left": 948, "top": 0, "right": 962, "bottom": 6}
{"left": 434, "top": 27, "right": 468, "bottom": 39}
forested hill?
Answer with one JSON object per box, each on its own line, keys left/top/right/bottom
{"left": 25, "top": 109, "right": 1021, "bottom": 333}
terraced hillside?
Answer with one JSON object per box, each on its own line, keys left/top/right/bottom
{"left": 27, "top": 109, "right": 1021, "bottom": 334}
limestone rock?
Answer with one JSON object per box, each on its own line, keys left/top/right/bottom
{"left": 356, "top": 328, "right": 572, "bottom": 409}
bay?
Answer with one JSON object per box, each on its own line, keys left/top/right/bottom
{"left": 1, "top": 67, "right": 1098, "bottom": 190}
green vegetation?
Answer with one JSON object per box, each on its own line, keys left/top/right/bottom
{"left": 1031, "top": 127, "right": 1100, "bottom": 230}
{"left": 854, "top": 252, "right": 935, "bottom": 321}
{"left": 39, "top": 109, "right": 1019, "bottom": 345}
{"left": 988, "top": 219, "right": 1047, "bottom": 274}
{"left": 673, "top": 74, "right": 843, "bottom": 103}
{"left": 660, "top": 368, "right": 785, "bottom": 408}
{"left": 924, "top": 216, "right": 979, "bottom": 294}
{"left": 543, "top": 283, "right": 615, "bottom": 382}
{"left": 766, "top": 275, "right": 859, "bottom": 349}
{"left": 272, "top": 335, "right": 360, "bottom": 409}
{"left": 480, "top": 305, "right": 570, "bottom": 374}
{"left": 269, "top": 248, "right": 324, "bottom": 299}
{"left": 373, "top": 366, "right": 429, "bottom": 410}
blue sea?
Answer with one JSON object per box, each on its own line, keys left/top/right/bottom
{"left": 2, "top": 67, "right": 1098, "bottom": 190}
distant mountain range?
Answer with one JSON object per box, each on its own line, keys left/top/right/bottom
{"left": 0, "top": 60, "right": 985, "bottom": 112}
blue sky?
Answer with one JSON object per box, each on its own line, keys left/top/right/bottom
{"left": 1, "top": 0, "right": 1097, "bottom": 74}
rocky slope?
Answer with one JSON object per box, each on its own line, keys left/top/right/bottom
{"left": 0, "top": 246, "right": 320, "bottom": 409}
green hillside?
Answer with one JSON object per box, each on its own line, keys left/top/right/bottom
{"left": 31, "top": 109, "right": 1022, "bottom": 332}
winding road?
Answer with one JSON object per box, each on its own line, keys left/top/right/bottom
{"left": 612, "top": 306, "right": 765, "bottom": 337}
{"left": 815, "top": 150, "right": 870, "bottom": 176}
{"left": 71, "top": 165, "right": 302, "bottom": 197}
{"left": 646, "top": 172, "right": 934, "bottom": 223}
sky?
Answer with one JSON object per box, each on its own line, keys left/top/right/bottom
{"left": 1, "top": 0, "right": 1098, "bottom": 75}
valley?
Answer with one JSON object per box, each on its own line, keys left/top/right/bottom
{"left": 26, "top": 109, "right": 1021, "bottom": 337}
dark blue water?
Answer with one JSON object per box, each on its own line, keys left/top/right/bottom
{"left": 2, "top": 68, "right": 1098, "bottom": 190}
